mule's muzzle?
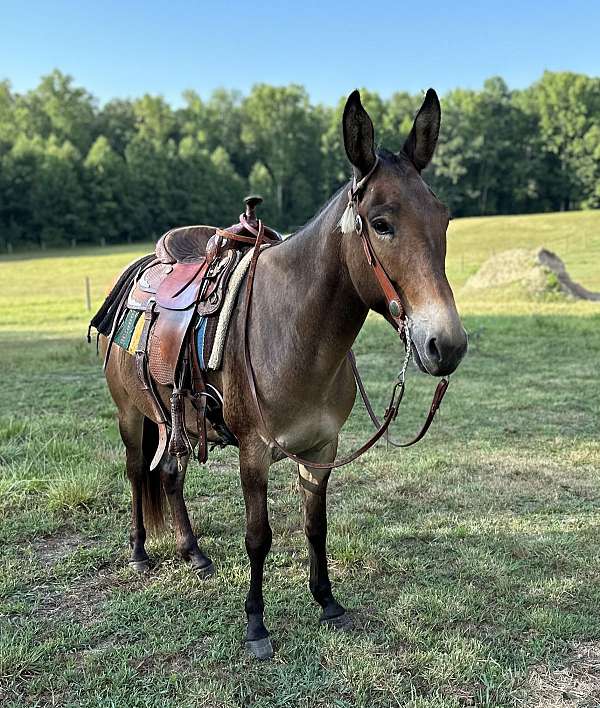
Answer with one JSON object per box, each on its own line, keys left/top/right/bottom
{"left": 411, "top": 323, "right": 468, "bottom": 377}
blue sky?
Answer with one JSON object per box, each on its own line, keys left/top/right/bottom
{"left": 2, "top": 0, "right": 598, "bottom": 105}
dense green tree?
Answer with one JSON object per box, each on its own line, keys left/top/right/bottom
{"left": 1, "top": 135, "right": 43, "bottom": 246}
{"left": 133, "top": 95, "right": 177, "bottom": 146}
{"left": 0, "top": 81, "right": 17, "bottom": 150}
{"left": 432, "top": 78, "right": 543, "bottom": 217}
{"left": 25, "top": 70, "right": 96, "bottom": 155}
{"left": 248, "top": 162, "right": 278, "bottom": 224}
{"left": 0, "top": 70, "right": 598, "bottom": 250}
{"left": 171, "top": 136, "right": 212, "bottom": 225}
{"left": 84, "top": 135, "right": 128, "bottom": 243}
{"left": 124, "top": 135, "right": 173, "bottom": 238}
{"left": 207, "top": 146, "right": 246, "bottom": 225}
{"left": 523, "top": 71, "right": 600, "bottom": 210}
{"left": 179, "top": 89, "right": 249, "bottom": 174}
{"left": 96, "top": 99, "right": 136, "bottom": 156}
{"left": 240, "top": 84, "right": 323, "bottom": 226}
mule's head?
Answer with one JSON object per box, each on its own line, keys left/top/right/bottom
{"left": 341, "top": 89, "right": 467, "bottom": 376}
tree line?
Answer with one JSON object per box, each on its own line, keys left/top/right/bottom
{"left": 0, "top": 70, "right": 599, "bottom": 249}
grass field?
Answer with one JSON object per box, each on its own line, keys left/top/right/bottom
{"left": 1, "top": 211, "right": 600, "bottom": 707}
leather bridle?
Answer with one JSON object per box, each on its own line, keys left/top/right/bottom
{"left": 220, "top": 162, "right": 449, "bottom": 469}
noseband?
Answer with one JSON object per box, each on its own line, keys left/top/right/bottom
{"left": 224, "top": 160, "right": 450, "bottom": 469}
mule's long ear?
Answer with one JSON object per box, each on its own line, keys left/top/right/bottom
{"left": 403, "top": 88, "right": 441, "bottom": 172}
{"left": 342, "top": 90, "right": 376, "bottom": 178}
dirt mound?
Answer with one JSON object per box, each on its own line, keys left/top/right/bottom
{"left": 465, "top": 248, "right": 600, "bottom": 300}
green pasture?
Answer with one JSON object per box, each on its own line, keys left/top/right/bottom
{"left": 1, "top": 211, "right": 600, "bottom": 707}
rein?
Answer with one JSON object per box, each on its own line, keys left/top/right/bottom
{"left": 219, "top": 166, "right": 449, "bottom": 469}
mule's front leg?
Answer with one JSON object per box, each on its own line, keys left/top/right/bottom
{"left": 299, "top": 444, "right": 351, "bottom": 629}
{"left": 159, "top": 454, "right": 214, "bottom": 577}
{"left": 240, "top": 455, "right": 273, "bottom": 660}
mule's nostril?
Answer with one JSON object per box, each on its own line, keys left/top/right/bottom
{"left": 427, "top": 337, "right": 442, "bottom": 364}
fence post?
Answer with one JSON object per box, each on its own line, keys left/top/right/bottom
{"left": 85, "top": 277, "right": 91, "bottom": 311}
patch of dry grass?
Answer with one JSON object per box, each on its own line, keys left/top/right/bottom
{"left": 523, "top": 642, "right": 600, "bottom": 708}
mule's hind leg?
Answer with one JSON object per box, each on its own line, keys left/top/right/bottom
{"left": 158, "top": 453, "right": 214, "bottom": 578}
{"left": 240, "top": 450, "right": 273, "bottom": 660}
{"left": 298, "top": 441, "right": 351, "bottom": 629}
{"left": 119, "top": 413, "right": 152, "bottom": 572}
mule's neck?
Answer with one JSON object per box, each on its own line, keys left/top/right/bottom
{"left": 269, "top": 187, "right": 369, "bottom": 372}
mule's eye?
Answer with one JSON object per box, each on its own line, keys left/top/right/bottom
{"left": 371, "top": 218, "right": 394, "bottom": 237}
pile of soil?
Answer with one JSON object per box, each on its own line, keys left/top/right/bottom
{"left": 465, "top": 248, "right": 600, "bottom": 300}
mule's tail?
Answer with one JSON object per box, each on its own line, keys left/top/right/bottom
{"left": 141, "top": 416, "right": 166, "bottom": 532}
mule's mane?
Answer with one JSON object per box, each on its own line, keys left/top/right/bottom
{"left": 284, "top": 149, "right": 417, "bottom": 242}
{"left": 286, "top": 182, "right": 349, "bottom": 241}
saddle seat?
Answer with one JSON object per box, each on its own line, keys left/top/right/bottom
{"left": 156, "top": 225, "right": 215, "bottom": 264}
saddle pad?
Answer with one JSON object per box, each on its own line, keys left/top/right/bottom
{"left": 113, "top": 309, "right": 143, "bottom": 353}
{"left": 206, "top": 244, "right": 270, "bottom": 370}
{"left": 195, "top": 315, "right": 219, "bottom": 370}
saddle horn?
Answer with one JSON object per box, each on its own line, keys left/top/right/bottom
{"left": 243, "top": 195, "right": 263, "bottom": 228}
{"left": 244, "top": 194, "right": 263, "bottom": 219}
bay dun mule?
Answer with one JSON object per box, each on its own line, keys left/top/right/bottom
{"left": 102, "top": 89, "right": 467, "bottom": 659}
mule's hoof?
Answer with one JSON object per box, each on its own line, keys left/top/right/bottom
{"left": 320, "top": 612, "right": 353, "bottom": 631}
{"left": 245, "top": 637, "right": 274, "bottom": 661}
{"left": 129, "top": 559, "right": 150, "bottom": 573}
{"left": 192, "top": 561, "right": 215, "bottom": 579}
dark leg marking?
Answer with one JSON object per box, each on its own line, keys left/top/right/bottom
{"left": 241, "top": 460, "right": 273, "bottom": 660}
{"left": 299, "top": 451, "right": 352, "bottom": 630}
{"left": 159, "top": 455, "right": 214, "bottom": 577}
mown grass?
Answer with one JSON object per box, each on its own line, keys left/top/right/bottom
{"left": 1, "top": 211, "right": 600, "bottom": 707}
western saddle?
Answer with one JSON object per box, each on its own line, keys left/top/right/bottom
{"left": 107, "top": 196, "right": 281, "bottom": 469}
